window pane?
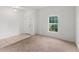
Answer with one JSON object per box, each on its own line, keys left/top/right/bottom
{"left": 49, "top": 24, "right": 54, "bottom": 31}
{"left": 49, "top": 16, "right": 58, "bottom": 32}
{"left": 54, "top": 16, "right": 58, "bottom": 23}
{"left": 55, "top": 27, "right": 58, "bottom": 32}
{"left": 52, "top": 16, "right": 54, "bottom": 23}
{"left": 55, "top": 16, "right": 58, "bottom": 23}
{"left": 49, "top": 17, "right": 51, "bottom": 23}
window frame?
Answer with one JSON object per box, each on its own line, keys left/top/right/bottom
{"left": 48, "top": 16, "right": 59, "bottom": 33}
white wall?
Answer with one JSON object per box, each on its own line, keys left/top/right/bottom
{"left": 0, "top": 7, "right": 37, "bottom": 39}
{"left": 37, "top": 6, "right": 75, "bottom": 42}
{"left": 76, "top": 6, "right": 79, "bottom": 48}
{"left": 0, "top": 7, "right": 22, "bottom": 39}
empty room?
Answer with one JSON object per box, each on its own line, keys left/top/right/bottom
{"left": 0, "top": 6, "right": 79, "bottom": 52}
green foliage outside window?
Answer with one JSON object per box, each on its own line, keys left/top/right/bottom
{"left": 49, "top": 16, "right": 58, "bottom": 32}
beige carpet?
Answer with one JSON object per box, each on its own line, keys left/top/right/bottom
{"left": 0, "top": 35, "right": 78, "bottom": 52}
{"left": 0, "top": 33, "right": 31, "bottom": 48}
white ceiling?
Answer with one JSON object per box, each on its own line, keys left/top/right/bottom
{"left": 11, "top": 6, "right": 47, "bottom": 10}
{"left": 22, "top": 6, "right": 47, "bottom": 9}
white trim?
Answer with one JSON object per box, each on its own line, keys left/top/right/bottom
{"left": 48, "top": 15, "right": 59, "bottom": 33}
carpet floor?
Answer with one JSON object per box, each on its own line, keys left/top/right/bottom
{"left": 0, "top": 35, "right": 78, "bottom": 52}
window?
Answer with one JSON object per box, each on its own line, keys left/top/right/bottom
{"left": 48, "top": 16, "right": 58, "bottom": 32}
